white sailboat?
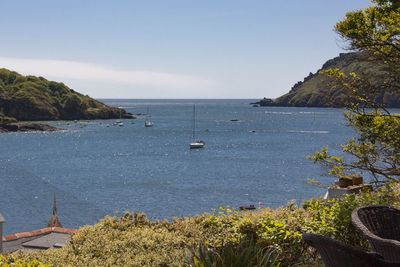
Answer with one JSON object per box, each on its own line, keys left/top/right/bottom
{"left": 117, "top": 108, "right": 124, "bottom": 126}
{"left": 145, "top": 105, "right": 153, "bottom": 127}
{"left": 190, "top": 104, "right": 205, "bottom": 149}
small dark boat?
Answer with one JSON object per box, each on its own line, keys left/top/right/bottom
{"left": 239, "top": 205, "right": 256, "bottom": 210}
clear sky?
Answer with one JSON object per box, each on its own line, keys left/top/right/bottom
{"left": 0, "top": 0, "right": 371, "bottom": 99}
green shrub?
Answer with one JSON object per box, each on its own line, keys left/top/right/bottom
{"left": 8, "top": 183, "right": 400, "bottom": 266}
{"left": 0, "top": 254, "right": 48, "bottom": 267}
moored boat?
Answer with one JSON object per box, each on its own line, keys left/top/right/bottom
{"left": 239, "top": 205, "right": 256, "bottom": 210}
{"left": 190, "top": 140, "right": 205, "bottom": 149}
{"left": 189, "top": 104, "right": 204, "bottom": 149}
{"left": 145, "top": 106, "right": 153, "bottom": 127}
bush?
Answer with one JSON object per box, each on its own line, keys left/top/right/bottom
{"left": 8, "top": 183, "right": 400, "bottom": 266}
{"left": 0, "top": 254, "right": 48, "bottom": 267}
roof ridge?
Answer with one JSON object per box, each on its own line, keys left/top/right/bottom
{"left": 2, "top": 227, "right": 78, "bottom": 241}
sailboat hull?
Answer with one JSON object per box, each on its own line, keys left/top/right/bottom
{"left": 190, "top": 141, "right": 205, "bottom": 149}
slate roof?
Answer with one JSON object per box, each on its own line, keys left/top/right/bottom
{"left": 1, "top": 195, "right": 78, "bottom": 253}
{"left": 21, "top": 232, "right": 69, "bottom": 250}
{"left": 2, "top": 227, "right": 77, "bottom": 253}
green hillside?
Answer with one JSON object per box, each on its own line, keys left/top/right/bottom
{"left": 0, "top": 68, "right": 132, "bottom": 122}
{"left": 257, "top": 52, "right": 400, "bottom": 107}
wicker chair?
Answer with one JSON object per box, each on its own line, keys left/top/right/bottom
{"left": 302, "top": 233, "right": 400, "bottom": 267}
{"left": 352, "top": 205, "right": 400, "bottom": 262}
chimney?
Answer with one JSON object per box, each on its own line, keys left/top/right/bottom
{"left": 0, "top": 213, "right": 5, "bottom": 254}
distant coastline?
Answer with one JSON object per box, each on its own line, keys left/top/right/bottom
{"left": 0, "top": 68, "right": 134, "bottom": 124}
{"left": 251, "top": 97, "right": 277, "bottom": 107}
{"left": 253, "top": 52, "right": 400, "bottom": 108}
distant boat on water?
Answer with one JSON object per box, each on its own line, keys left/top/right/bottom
{"left": 117, "top": 108, "right": 124, "bottom": 126}
{"left": 190, "top": 104, "right": 204, "bottom": 149}
{"left": 145, "top": 106, "right": 153, "bottom": 127}
{"left": 239, "top": 205, "right": 256, "bottom": 210}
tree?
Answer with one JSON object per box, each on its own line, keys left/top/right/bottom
{"left": 310, "top": 0, "right": 400, "bottom": 185}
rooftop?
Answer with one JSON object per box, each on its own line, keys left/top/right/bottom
{"left": 2, "top": 227, "right": 77, "bottom": 242}
{"left": 2, "top": 227, "right": 78, "bottom": 253}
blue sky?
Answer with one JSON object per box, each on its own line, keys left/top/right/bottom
{"left": 0, "top": 0, "right": 371, "bottom": 99}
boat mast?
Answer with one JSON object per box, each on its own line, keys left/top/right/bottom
{"left": 193, "top": 104, "right": 196, "bottom": 140}
{"left": 146, "top": 105, "right": 151, "bottom": 121}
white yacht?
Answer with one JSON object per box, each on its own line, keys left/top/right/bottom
{"left": 189, "top": 104, "right": 204, "bottom": 149}
{"left": 145, "top": 106, "right": 153, "bottom": 127}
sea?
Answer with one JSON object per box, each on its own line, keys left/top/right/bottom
{"left": 0, "top": 99, "right": 354, "bottom": 235}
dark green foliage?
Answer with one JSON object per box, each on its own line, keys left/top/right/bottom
{"left": 0, "top": 68, "right": 130, "bottom": 121}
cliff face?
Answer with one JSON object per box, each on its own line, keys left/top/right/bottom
{"left": 0, "top": 68, "right": 133, "bottom": 121}
{"left": 258, "top": 52, "right": 400, "bottom": 108}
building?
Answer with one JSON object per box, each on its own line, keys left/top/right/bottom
{"left": 0, "top": 196, "right": 77, "bottom": 253}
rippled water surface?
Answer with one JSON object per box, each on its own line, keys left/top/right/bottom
{"left": 0, "top": 99, "right": 353, "bottom": 234}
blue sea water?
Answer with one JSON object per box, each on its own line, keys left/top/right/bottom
{"left": 0, "top": 99, "right": 353, "bottom": 235}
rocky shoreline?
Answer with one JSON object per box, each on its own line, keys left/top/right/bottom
{"left": 251, "top": 97, "right": 277, "bottom": 107}
{"left": 0, "top": 122, "right": 61, "bottom": 133}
